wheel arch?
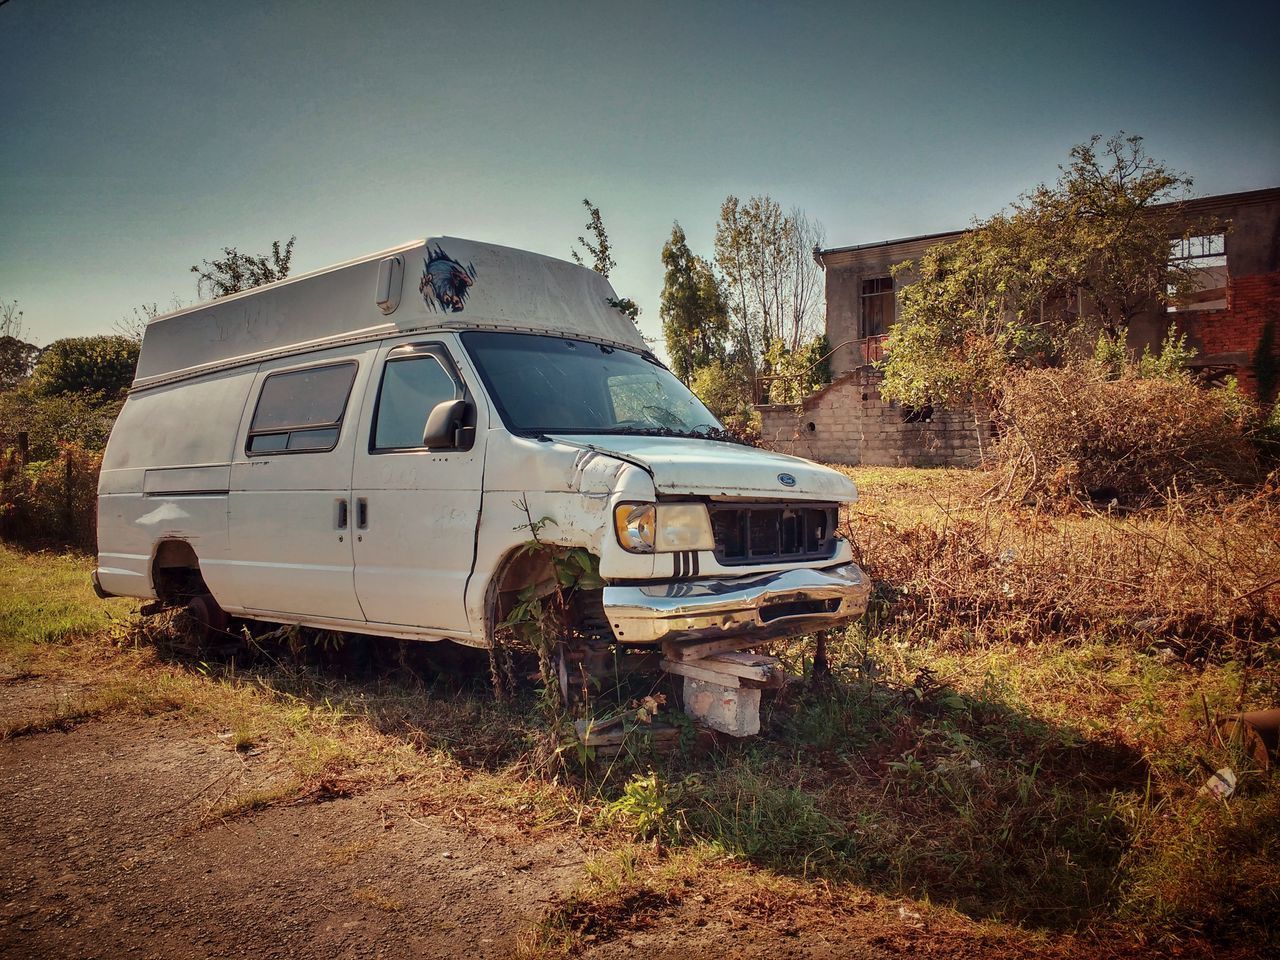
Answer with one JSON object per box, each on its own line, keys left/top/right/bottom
{"left": 149, "top": 538, "right": 209, "bottom": 602}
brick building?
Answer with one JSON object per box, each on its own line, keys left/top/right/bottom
{"left": 758, "top": 187, "right": 1280, "bottom": 466}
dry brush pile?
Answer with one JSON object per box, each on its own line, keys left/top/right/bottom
{"left": 846, "top": 479, "right": 1280, "bottom": 663}
{"left": 994, "top": 364, "right": 1266, "bottom": 508}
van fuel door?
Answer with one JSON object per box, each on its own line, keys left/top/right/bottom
{"left": 374, "top": 255, "right": 405, "bottom": 315}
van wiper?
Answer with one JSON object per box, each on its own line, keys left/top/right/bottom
{"left": 604, "top": 425, "right": 755, "bottom": 447}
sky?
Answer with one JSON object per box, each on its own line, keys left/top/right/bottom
{"left": 1, "top": 0, "right": 1278, "bottom": 351}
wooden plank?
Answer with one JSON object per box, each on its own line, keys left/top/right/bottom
{"left": 662, "top": 636, "right": 760, "bottom": 663}
{"left": 697, "top": 652, "right": 780, "bottom": 683}
{"left": 659, "top": 658, "right": 742, "bottom": 687}
{"left": 574, "top": 718, "right": 681, "bottom": 749}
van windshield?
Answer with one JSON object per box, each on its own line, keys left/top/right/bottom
{"left": 461, "top": 331, "right": 722, "bottom": 437}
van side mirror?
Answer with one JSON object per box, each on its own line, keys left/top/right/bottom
{"left": 423, "top": 398, "right": 470, "bottom": 449}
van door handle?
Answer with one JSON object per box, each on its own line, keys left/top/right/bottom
{"left": 356, "top": 498, "right": 368, "bottom": 529}
{"left": 336, "top": 498, "right": 348, "bottom": 530}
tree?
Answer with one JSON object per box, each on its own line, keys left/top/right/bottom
{"left": 570, "top": 198, "right": 616, "bottom": 277}
{"left": 1, "top": 297, "right": 24, "bottom": 340}
{"left": 659, "top": 223, "right": 730, "bottom": 383}
{"left": 114, "top": 299, "right": 185, "bottom": 342}
{"left": 570, "top": 198, "right": 640, "bottom": 325}
{"left": 0, "top": 297, "right": 39, "bottom": 390}
{"left": 30, "top": 336, "right": 140, "bottom": 400}
{"left": 880, "top": 134, "right": 1205, "bottom": 409}
{"left": 191, "top": 236, "right": 295, "bottom": 299}
{"left": 713, "top": 196, "right": 825, "bottom": 399}
{"left": 0, "top": 336, "right": 39, "bottom": 391}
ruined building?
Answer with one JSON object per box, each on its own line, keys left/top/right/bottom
{"left": 757, "top": 187, "right": 1280, "bottom": 466}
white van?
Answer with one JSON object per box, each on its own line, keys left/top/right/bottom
{"left": 95, "top": 238, "right": 869, "bottom": 733}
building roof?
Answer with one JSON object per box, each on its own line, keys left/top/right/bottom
{"left": 816, "top": 186, "right": 1280, "bottom": 265}
{"left": 817, "top": 228, "right": 964, "bottom": 259}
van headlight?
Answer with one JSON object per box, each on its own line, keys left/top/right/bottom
{"left": 655, "top": 502, "right": 715, "bottom": 551}
{"left": 614, "top": 503, "right": 656, "bottom": 553}
{"left": 613, "top": 502, "right": 714, "bottom": 554}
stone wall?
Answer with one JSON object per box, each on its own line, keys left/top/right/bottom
{"left": 757, "top": 369, "right": 988, "bottom": 467}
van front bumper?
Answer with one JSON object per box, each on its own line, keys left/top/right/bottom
{"left": 602, "top": 563, "right": 871, "bottom": 645}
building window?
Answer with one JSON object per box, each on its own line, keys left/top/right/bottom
{"left": 247, "top": 361, "right": 358, "bottom": 454}
{"left": 1168, "top": 234, "right": 1227, "bottom": 312}
{"left": 1171, "top": 233, "right": 1226, "bottom": 265}
{"left": 860, "top": 277, "right": 894, "bottom": 337}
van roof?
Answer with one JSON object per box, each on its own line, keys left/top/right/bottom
{"left": 133, "top": 236, "right": 648, "bottom": 390}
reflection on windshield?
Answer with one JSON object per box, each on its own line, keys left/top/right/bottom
{"left": 462, "top": 331, "right": 721, "bottom": 436}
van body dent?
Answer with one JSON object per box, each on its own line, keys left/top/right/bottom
{"left": 96, "top": 237, "right": 870, "bottom": 657}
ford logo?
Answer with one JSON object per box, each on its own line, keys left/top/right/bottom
{"left": 777, "top": 473, "right": 796, "bottom": 487}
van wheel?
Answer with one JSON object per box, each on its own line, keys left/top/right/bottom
{"left": 185, "top": 593, "right": 229, "bottom": 648}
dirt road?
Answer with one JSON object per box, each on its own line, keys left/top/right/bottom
{"left": 0, "top": 700, "right": 584, "bottom": 960}
{"left": 1, "top": 675, "right": 1238, "bottom": 960}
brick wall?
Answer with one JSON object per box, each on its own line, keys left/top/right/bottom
{"left": 757, "top": 369, "right": 989, "bottom": 466}
{"left": 1178, "top": 271, "right": 1280, "bottom": 398}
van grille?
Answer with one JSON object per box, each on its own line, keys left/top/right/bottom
{"left": 709, "top": 503, "right": 838, "bottom": 567}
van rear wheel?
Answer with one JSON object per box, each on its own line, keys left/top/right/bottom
{"left": 185, "top": 593, "right": 229, "bottom": 648}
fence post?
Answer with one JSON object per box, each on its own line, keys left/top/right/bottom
{"left": 64, "top": 449, "right": 74, "bottom": 543}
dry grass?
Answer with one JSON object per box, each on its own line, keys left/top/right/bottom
{"left": 3, "top": 467, "right": 1278, "bottom": 955}
{"left": 352, "top": 885, "right": 405, "bottom": 912}
{"left": 837, "top": 464, "right": 1280, "bottom": 662}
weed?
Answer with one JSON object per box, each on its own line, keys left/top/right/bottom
{"left": 599, "top": 771, "right": 685, "bottom": 843}
{"left": 323, "top": 840, "right": 374, "bottom": 866}
{"left": 352, "top": 885, "right": 405, "bottom": 912}
{"left": 206, "top": 779, "right": 303, "bottom": 821}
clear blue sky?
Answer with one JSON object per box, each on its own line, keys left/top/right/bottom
{"left": 2, "top": 0, "right": 1277, "bottom": 349}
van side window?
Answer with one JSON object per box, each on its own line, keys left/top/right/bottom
{"left": 372, "top": 354, "right": 459, "bottom": 450}
{"left": 247, "top": 361, "right": 358, "bottom": 455}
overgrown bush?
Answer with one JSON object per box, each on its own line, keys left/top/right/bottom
{"left": 29, "top": 335, "right": 138, "bottom": 399}
{"left": 763, "top": 335, "right": 831, "bottom": 404}
{"left": 690, "top": 357, "right": 759, "bottom": 440}
{"left": 0, "top": 442, "right": 101, "bottom": 551}
{"left": 997, "top": 364, "right": 1261, "bottom": 507}
{"left": 0, "top": 386, "right": 121, "bottom": 461}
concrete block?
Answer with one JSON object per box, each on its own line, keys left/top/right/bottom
{"left": 683, "top": 677, "right": 762, "bottom": 737}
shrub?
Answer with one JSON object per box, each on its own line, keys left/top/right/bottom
{"left": 0, "top": 442, "right": 101, "bottom": 551}
{"left": 29, "top": 335, "right": 138, "bottom": 399}
{"left": 997, "top": 364, "right": 1260, "bottom": 506}
{"left": 763, "top": 335, "right": 831, "bottom": 404}
{"left": 0, "top": 386, "right": 121, "bottom": 461}
{"left": 690, "top": 358, "right": 760, "bottom": 442}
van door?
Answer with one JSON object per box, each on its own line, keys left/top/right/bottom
{"left": 350, "top": 340, "right": 484, "bottom": 635}
{"left": 225, "top": 345, "right": 373, "bottom": 622}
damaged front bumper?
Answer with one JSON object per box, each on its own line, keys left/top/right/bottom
{"left": 602, "top": 563, "right": 871, "bottom": 645}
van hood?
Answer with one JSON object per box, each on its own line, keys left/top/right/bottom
{"left": 548, "top": 434, "right": 856, "bottom": 502}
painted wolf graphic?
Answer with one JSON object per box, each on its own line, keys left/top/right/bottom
{"left": 419, "top": 245, "right": 477, "bottom": 312}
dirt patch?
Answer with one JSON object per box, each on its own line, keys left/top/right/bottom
{"left": 0, "top": 675, "right": 94, "bottom": 731}
{"left": 0, "top": 672, "right": 1248, "bottom": 960}
{"left": 0, "top": 712, "right": 583, "bottom": 959}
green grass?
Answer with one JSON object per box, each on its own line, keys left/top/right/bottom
{"left": 0, "top": 546, "right": 134, "bottom": 655}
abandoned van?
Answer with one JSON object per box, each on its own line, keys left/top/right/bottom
{"left": 95, "top": 237, "right": 870, "bottom": 735}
